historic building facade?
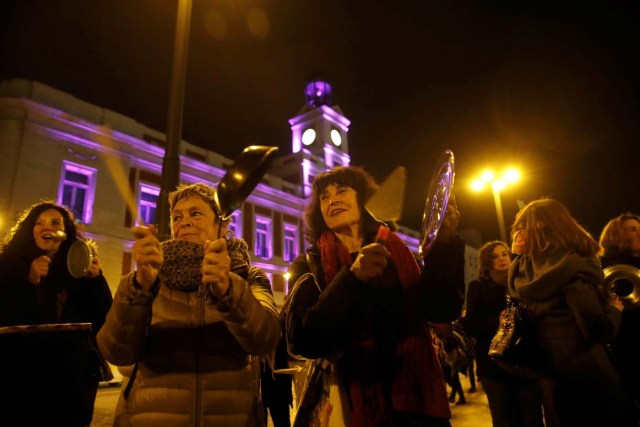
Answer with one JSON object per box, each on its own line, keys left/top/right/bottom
{"left": 1, "top": 78, "right": 465, "bottom": 307}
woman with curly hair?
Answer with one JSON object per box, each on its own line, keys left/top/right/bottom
{"left": 0, "top": 200, "right": 113, "bottom": 426}
{"left": 286, "top": 165, "right": 466, "bottom": 427}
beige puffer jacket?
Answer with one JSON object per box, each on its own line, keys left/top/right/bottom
{"left": 97, "top": 239, "right": 280, "bottom": 427}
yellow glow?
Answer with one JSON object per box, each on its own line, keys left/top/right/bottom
{"left": 492, "top": 179, "right": 506, "bottom": 191}
{"left": 481, "top": 170, "right": 495, "bottom": 182}
{"left": 246, "top": 7, "right": 270, "bottom": 39}
{"left": 470, "top": 180, "right": 485, "bottom": 192}
{"left": 283, "top": 272, "right": 291, "bottom": 281}
{"left": 203, "top": 9, "right": 229, "bottom": 40}
{"left": 503, "top": 168, "right": 520, "bottom": 183}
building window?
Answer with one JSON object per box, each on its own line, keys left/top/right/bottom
{"left": 283, "top": 224, "right": 298, "bottom": 263}
{"left": 139, "top": 184, "right": 159, "bottom": 226}
{"left": 58, "top": 161, "right": 97, "bottom": 223}
{"left": 227, "top": 212, "right": 242, "bottom": 239}
{"left": 255, "top": 217, "right": 272, "bottom": 259}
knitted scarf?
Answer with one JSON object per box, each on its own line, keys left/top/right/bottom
{"left": 318, "top": 229, "right": 451, "bottom": 426}
{"left": 158, "top": 238, "right": 250, "bottom": 291}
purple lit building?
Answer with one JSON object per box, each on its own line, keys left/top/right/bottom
{"left": 0, "top": 78, "right": 452, "bottom": 308}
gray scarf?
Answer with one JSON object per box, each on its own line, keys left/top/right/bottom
{"left": 158, "top": 238, "right": 250, "bottom": 291}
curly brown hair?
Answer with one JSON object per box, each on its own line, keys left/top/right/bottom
{"left": 0, "top": 200, "right": 84, "bottom": 281}
{"left": 477, "top": 240, "right": 511, "bottom": 280}
{"left": 304, "top": 165, "right": 394, "bottom": 244}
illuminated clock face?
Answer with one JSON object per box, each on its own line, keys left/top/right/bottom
{"left": 302, "top": 128, "right": 316, "bottom": 146}
{"left": 330, "top": 129, "right": 342, "bottom": 146}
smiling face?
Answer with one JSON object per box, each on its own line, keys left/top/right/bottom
{"left": 491, "top": 244, "right": 511, "bottom": 273}
{"left": 623, "top": 219, "right": 640, "bottom": 256}
{"left": 33, "top": 208, "right": 66, "bottom": 256}
{"left": 320, "top": 184, "right": 362, "bottom": 235}
{"left": 170, "top": 195, "right": 226, "bottom": 244}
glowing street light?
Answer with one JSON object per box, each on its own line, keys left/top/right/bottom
{"left": 470, "top": 168, "right": 521, "bottom": 243}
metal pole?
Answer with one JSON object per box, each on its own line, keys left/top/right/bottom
{"left": 156, "top": 0, "right": 193, "bottom": 241}
{"left": 492, "top": 186, "right": 507, "bottom": 243}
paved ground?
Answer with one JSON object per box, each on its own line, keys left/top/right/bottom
{"left": 92, "top": 372, "right": 492, "bottom": 426}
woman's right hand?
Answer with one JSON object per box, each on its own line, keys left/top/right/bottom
{"left": 28, "top": 255, "right": 51, "bottom": 285}
{"left": 608, "top": 294, "right": 624, "bottom": 312}
{"left": 350, "top": 242, "right": 389, "bottom": 283}
{"left": 132, "top": 225, "right": 163, "bottom": 290}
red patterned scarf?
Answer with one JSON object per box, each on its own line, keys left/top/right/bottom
{"left": 318, "top": 229, "right": 451, "bottom": 426}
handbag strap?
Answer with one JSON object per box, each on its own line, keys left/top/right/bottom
{"left": 123, "top": 363, "right": 138, "bottom": 400}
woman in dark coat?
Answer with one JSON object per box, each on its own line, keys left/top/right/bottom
{"left": 0, "top": 200, "right": 113, "bottom": 427}
{"left": 598, "top": 212, "right": 640, "bottom": 422}
{"left": 286, "top": 165, "right": 466, "bottom": 427}
{"left": 507, "top": 198, "right": 635, "bottom": 427}
{"left": 462, "top": 240, "right": 544, "bottom": 427}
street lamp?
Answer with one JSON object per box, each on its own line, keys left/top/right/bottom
{"left": 156, "top": 0, "right": 193, "bottom": 241}
{"left": 471, "top": 168, "right": 520, "bottom": 243}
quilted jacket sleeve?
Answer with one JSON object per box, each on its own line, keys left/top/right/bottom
{"left": 211, "top": 266, "right": 280, "bottom": 356}
{"left": 96, "top": 273, "right": 158, "bottom": 366}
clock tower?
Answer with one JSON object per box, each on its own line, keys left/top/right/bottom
{"left": 280, "top": 77, "right": 351, "bottom": 196}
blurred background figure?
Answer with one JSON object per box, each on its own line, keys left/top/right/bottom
{"left": 598, "top": 212, "right": 640, "bottom": 422}
{"left": 0, "top": 200, "right": 113, "bottom": 427}
{"left": 442, "top": 323, "right": 470, "bottom": 405}
{"left": 508, "top": 198, "right": 636, "bottom": 426}
{"left": 453, "top": 316, "right": 477, "bottom": 393}
{"left": 462, "top": 240, "right": 544, "bottom": 427}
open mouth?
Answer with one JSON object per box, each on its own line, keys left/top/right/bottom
{"left": 42, "top": 231, "right": 67, "bottom": 241}
{"left": 330, "top": 209, "right": 346, "bottom": 216}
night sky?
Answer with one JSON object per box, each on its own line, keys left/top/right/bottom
{"left": 2, "top": 0, "right": 638, "bottom": 243}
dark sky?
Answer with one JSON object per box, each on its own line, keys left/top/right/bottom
{"left": 2, "top": 0, "right": 639, "bottom": 243}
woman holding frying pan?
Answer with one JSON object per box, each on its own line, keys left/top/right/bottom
{"left": 0, "top": 200, "right": 113, "bottom": 426}
{"left": 97, "top": 182, "right": 280, "bottom": 426}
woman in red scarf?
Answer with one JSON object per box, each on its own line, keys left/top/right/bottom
{"left": 286, "top": 165, "right": 465, "bottom": 427}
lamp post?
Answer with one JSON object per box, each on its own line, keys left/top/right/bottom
{"left": 156, "top": 0, "right": 193, "bottom": 241}
{"left": 471, "top": 169, "right": 520, "bottom": 243}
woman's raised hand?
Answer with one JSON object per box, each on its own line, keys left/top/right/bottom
{"left": 202, "top": 238, "right": 231, "bottom": 298}
{"left": 350, "top": 243, "right": 389, "bottom": 283}
{"left": 132, "top": 225, "right": 163, "bottom": 290}
{"left": 28, "top": 255, "right": 51, "bottom": 285}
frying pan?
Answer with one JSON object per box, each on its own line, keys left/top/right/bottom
{"left": 213, "top": 145, "right": 279, "bottom": 237}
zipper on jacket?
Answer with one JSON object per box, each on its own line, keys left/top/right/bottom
{"left": 195, "top": 285, "right": 206, "bottom": 425}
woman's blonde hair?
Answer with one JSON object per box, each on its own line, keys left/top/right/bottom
{"left": 510, "top": 198, "right": 598, "bottom": 259}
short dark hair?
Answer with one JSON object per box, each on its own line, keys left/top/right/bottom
{"left": 304, "top": 165, "right": 393, "bottom": 244}
{"left": 168, "top": 182, "right": 230, "bottom": 231}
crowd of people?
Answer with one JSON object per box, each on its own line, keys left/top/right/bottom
{"left": 0, "top": 165, "right": 638, "bottom": 427}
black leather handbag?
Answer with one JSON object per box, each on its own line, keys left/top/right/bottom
{"left": 488, "top": 297, "right": 541, "bottom": 379}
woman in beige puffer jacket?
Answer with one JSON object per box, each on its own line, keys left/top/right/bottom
{"left": 98, "top": 183, "right": 280, "bottom": 427}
